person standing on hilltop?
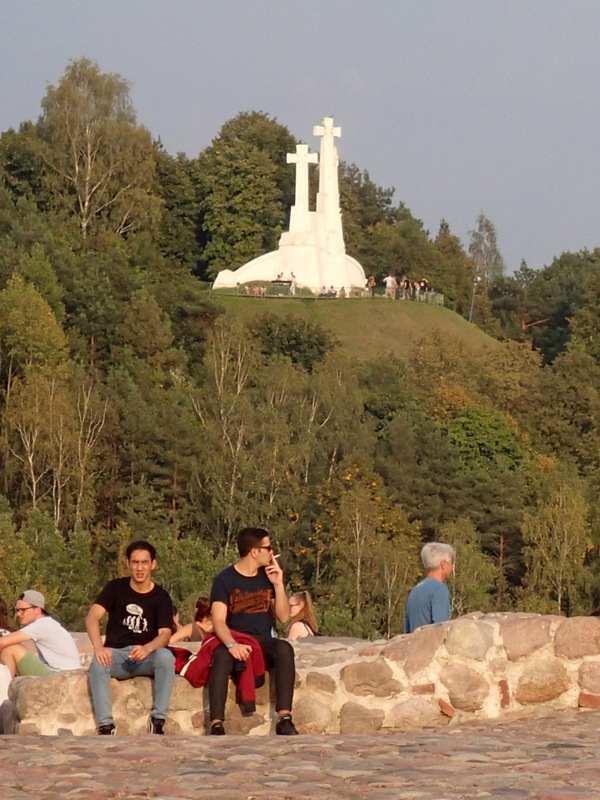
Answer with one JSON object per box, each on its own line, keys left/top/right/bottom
{"left": 383, "top": 273, "right": 397, "bottom": 299}
{"left": 404, "top": 542, "right": 455, "bottom": 634}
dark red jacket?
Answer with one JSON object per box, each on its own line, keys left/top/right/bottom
{"left": 180, "top": 632, "right": 266, "bottom": 714}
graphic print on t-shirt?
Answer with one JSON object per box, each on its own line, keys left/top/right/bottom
{"left": 123, "top": 603, "right": 149, "bottom": 634}
{"left": 228, "top": 588, "right": 272, "bottom": 615}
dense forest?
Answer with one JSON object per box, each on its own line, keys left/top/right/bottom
{"left": 1, "top": 58, "right": 600, "bottom": 636}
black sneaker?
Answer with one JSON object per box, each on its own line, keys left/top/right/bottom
{"left": 98, "top": 723, "right": 116, "bottom": 736}
{"left": 147, "top": 716, "right": 165, "bottom": 735}
{"left": 210, "top": 721, "right": 225, "bottom": 735}
{"left": 275, "top": 714, "right": 298, "bottom": 735}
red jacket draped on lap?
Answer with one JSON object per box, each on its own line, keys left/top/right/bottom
{"left": 179, "top": 632, "right": 266, "bottom": 714}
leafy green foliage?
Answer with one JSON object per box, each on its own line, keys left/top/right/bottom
{"left": 443, "top": 405, "right": 523, "bottom": 475}
{"left": 248, "top": 312, "right": 338, "bottom": 372}
{"left": 1, "top": 58, "right": 600, "bottom": 634}
{"left": 519, "top": 465, "right": 593, "bottom": 615}
{"left": 440, "top": 518, "right": 499, "bottom": 615}
{"left": 519, "top": 250, "right": 596, "bottom": 363}
{"left": 196, "top": 112, "right": 297, "bottom": 279}
{"left": 37, "top": 58, "right": 161, "bottom": 242}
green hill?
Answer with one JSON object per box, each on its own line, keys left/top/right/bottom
{"left": 213, "top": 295, "right": 499, "bottom": 357}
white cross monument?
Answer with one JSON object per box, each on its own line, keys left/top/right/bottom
{"left": 212, "top": 116, "right": 366, "bottom": 295}
{"left": 287, "top": 144, "right": 318, "bottom": 233}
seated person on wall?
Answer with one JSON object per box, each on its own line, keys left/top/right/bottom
{"left": 0, "top": 596, "right": 13, "bottom": 703}
{"left": 85, "top": 540, "right": 175, "bottom": 736}
{"left": 208, "top": 527, "right": 298, "bottom": 736}
{"left": 404, "top": 542, "right": 455, "bottom": 634}
{"left": 170, "top": 596, "right": 213, "bottom": 644}
{"left": 0, "top": 590, "right": 81, "bottom": 677}
{"left": 287, "top": 591, "right": 319, "bottom": 641}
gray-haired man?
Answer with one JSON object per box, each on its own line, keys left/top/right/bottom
{"left": 404, "top": 542, "right": 455, "bottom": 634}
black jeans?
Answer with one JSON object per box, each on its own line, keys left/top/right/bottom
{"left": 208, "top": 637, "right": 295, "bottom": 721}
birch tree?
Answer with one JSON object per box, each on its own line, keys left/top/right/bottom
{"left": 37, "top": 58, "right": 160, "bottom": 239}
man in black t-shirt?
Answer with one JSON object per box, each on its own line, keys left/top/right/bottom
{"left": 209, "top": 527, "right": 298, "bottom": 735}
{"left": 85, "top": 540, "right": 175, "bottom": 735}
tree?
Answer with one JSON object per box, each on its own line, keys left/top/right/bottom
{"left": 0, "top": 275, "right": 70, "bottom": 496}
{"left": 339, "top": 163, "right": 397, "bottom": 270}
{"left": 0, "top": 274, "right": 68, "bottom": 374}
{"left": 520, "top": 466, "right": 593, "bottom": 615}
{"left": 468, "top": 213, "right": 505, "bottom": 281}
{"left": 433, "top": 219, "right": 475, "bottom": 314}
{"left": 314, "top": 459, "right": 421, "bottom": 637}
{"left": 487, "top": 275, "right": 524, "bottom": 339}
{"left": 154, "top": 146, "right": 202, "bottom": 273}
{"left": 443, "top": 405, "right": 523, "bottom": 475}
{"left": 189, "top": 318, "right": 306, "bottom": 552}
{"left": 520, "top": 250, "right": 595, "bottom": 364}
{"left": 440, "top": 518, "right": 499, "bottom": 615}
{"left": 568, "top": 253, "right": 600, "bottom": 365}
{"left": 529, "top": 350, "right": 600, "bottom": 478}
{"left": 0, "top": 122, "right": 44, "bottom": 201}
{"left": 248, "top": 312, "right": 338, "bottom": 373}
{"left": 37, "top": 58, "right": 160, "bottom": 240}
{"left": 196, "top": 112, "right": 297, "bottom": 280}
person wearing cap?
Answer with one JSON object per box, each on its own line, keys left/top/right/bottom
{"left": 85, "top": 540, "right": 175, "bottom": 736}
{"left": 0, "top": 590, "right": 81, "bottom": 677}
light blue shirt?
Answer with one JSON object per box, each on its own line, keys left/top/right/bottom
{"left": 404, "top": 577, "right": 450, "bottom": 634}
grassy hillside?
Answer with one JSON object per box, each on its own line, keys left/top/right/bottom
{"left": 212, "top": 295, "right": 499, "bottom": 358}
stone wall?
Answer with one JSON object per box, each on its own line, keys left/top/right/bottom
{"left": 3, "top": 613, "right": 600, "bottom": 735}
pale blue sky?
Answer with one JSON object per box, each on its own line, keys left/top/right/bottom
{"left": 1, "top": 0, "right": 599, "bottom": 273}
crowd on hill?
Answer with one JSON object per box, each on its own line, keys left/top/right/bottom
{"left": 367, "top": 274, "right": 436, "bottom": 301}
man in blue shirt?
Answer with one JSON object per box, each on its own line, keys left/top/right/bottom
{"left": 404, "top": 542, "right": 455, "bottom": 634}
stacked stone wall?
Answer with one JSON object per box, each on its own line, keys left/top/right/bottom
{"left": 3, "top": 613, "right": 600, "bottom": 735}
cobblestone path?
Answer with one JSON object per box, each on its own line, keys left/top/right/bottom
{"left": 2, "top": 710, "right": 599, "bottom": 799}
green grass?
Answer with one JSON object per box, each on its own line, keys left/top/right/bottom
{"left": 212, "top": 295, "right": 499, "bottom": 358}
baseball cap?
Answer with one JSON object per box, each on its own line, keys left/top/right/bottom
{"left": 21, "top": 590, "right": 46, "bottom": 610}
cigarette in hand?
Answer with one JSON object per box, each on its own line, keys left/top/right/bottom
{"left": 273, "top": 554, "right": 281, "bottom": 560}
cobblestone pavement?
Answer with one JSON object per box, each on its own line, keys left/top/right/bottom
{"left": 2, "top": 710, "right": 599, "bottom": 800}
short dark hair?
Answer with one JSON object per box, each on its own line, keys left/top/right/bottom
{"left": 237, "top": 527, "right": 269, "bottom": 557}
{"left": 126, "top": 540, "right": 157, "bottom": 561}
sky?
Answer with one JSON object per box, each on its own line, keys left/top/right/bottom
{"left": 1, "top": 0, "right": 599, "bottom": 273}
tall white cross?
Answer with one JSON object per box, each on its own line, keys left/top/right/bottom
{"left": 287, "top": 144, "right": 318, "bottom": 215}
{"left": 312, "top": 117, "right": 344, "bottom": 254}
{"left": 313, "top": 117, "right": 341, "bottom": 141}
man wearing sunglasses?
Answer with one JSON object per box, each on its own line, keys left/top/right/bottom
{"left": 209, "top": 527, "right": 298, "bottom": 736}
{"left": 0, "top": 590, "right": 80, "bottom": 677}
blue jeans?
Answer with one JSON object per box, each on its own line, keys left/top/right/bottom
{"left": 88, "top": 646, "right": 175, "bottom": 726}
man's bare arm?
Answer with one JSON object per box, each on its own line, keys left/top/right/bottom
{"left": 85, "top": 603, "right": 112, "bottom": 666}
{"left": 0, "top": 630, "right": 31, "bottom": 652}
{"left": 265, "top": 557, "right": 290, "bottom": 624}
